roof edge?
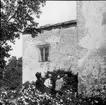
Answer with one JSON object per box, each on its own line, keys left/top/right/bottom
{"left": 38, "top": 19, "right": 77, "bottom": 30}
{"left": 23, "top": 19, "right": 77, "bottom": 35}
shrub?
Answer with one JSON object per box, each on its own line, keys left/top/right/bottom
{"left": 0, "top": 69, "right": 106, "bottom": 105}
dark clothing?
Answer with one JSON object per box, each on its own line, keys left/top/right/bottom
{"left": 44, "top": 86, "right": 51, "bottom": 94}
{"left": 51, "top": 76, "right": 56, "bottom": 95}
{"left": 35, "top": 78, "right": 45, "bottom": 93}
{"left": 36, "top": 79, "right": 43, "bottom": 88}
{"left": 56, "top": 90, "right": 63, "bottom": 96}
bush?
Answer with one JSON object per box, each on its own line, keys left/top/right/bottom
{"left": 0, "top": 81, "right": 106, "bottom": 105}
{"left": 44, "top": 69, "right": 78, "bottom": 93}
{"left": 0, "top": 69, "right": 106, "bottom": 105}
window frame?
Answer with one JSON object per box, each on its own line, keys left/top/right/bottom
{"left": 37, "top": 44, "right": 50, "bottom": 62}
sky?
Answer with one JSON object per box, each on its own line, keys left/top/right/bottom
{"left": 8, "top": 1, "right": 76, "bottom": 58}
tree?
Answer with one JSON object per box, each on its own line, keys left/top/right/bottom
{"left": 0, "top": 0, "right": 46, "bottom": 67}
{"left": 4, "top": 56, "right": 22, "bottom": 90}
{"left": 0, "top": 0, "right": 45, "bottom": 83}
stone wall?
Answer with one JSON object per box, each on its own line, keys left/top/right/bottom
{"left": 23, "top": 26, "right": 77, "bottom": 83}
{"left": 23, "top": 1, "right": 106, "bottom": 94}
{"left": 77, "top": 1, "right": 106, "bottom": 94}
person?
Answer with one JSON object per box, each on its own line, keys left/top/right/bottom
{"left": 55, "top": 75, "right": 64, "bottom": 96}
{"left": 44, "top": 74, "right": 52, "bottom": 94}
{"left": 35, "top": 72, "right": 45, "bottom": 93}
{"left": 62, "top": 74, "right": 68, "bottom": 89}
{"left": 51, "top": 75, "right": 56, "bottom": 96}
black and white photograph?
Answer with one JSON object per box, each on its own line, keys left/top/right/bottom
{"left": 0, "top": 0, "right": 106, "bottom": 105}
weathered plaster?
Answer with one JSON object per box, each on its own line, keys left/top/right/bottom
{"left": 77, "top": 1, "right": 106, "bottom": 93}
{"left": 23, "top": 1, "right": 106, "bottom": 94}
{"left": 23, "top": 26, "right": 77, "bottom": 83}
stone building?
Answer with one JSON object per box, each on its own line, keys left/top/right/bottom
{"left": 77, "top": 1, "right": 106, "bottom": 93}
{"left": 23, "top": 20, "right": 77, "bottom": 83}
{"left": 23, "top": 1, "right": 106, "bottom": 93}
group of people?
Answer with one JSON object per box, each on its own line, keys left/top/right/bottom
{"left": 35, "top": 72, "right": 68, "bottom": 96}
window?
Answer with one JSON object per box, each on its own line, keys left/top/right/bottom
{"left": 37, "top": 44, "right": 50, "bottom": 62}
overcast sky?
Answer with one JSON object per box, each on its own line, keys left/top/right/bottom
{"left": 37, "top": 1, "right": 76, "bottom": 26}
{"left": 8, "top": 1, "right": 76, "bottom": 58}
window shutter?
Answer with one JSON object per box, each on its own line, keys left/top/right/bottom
{"left": 40, "top": 48, "right": 44, "bottom": 61}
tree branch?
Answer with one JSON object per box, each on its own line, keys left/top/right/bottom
{"left": 7, "top": 12, "right": 16, "bottom": 23}
{"left": 7, "top": 1, "right": 20, "bottom": 23}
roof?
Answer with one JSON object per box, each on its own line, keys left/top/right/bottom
{"left": 23, "top": 19, "right": 77, "bottom": 35}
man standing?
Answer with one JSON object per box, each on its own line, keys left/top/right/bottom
{"left": 44, "top": 74, "right": 52, "bottom": 94}
{"left": 35, "top": 72, "right": 44, "bottom": 93}
{"left": 55, "top": 75, "right": 64, "bottom": 96}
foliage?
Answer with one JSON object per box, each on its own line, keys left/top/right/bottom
{"left": 0, "top": 0, "right": 46, "bottom": 82}
{"left": 0, "top": 68, "right": 4, "bottom": 87}
{"left": 3, "top": 56, "right": 22, "bottom": 90}
{"left": 0, "top": 68, "right": 106, "bottom": 104}
{"left": 44, "top": 69, "right": 78, "bottom": 92}
{"left": 0, "top": 68, "right": 105, "bottom": 105}
{"left": 0, "top": 81, "right": 106, "bottom": 105}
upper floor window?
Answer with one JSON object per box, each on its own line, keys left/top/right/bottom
{"left": 37, "top": 44, "right": 50, "bottom": 62}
